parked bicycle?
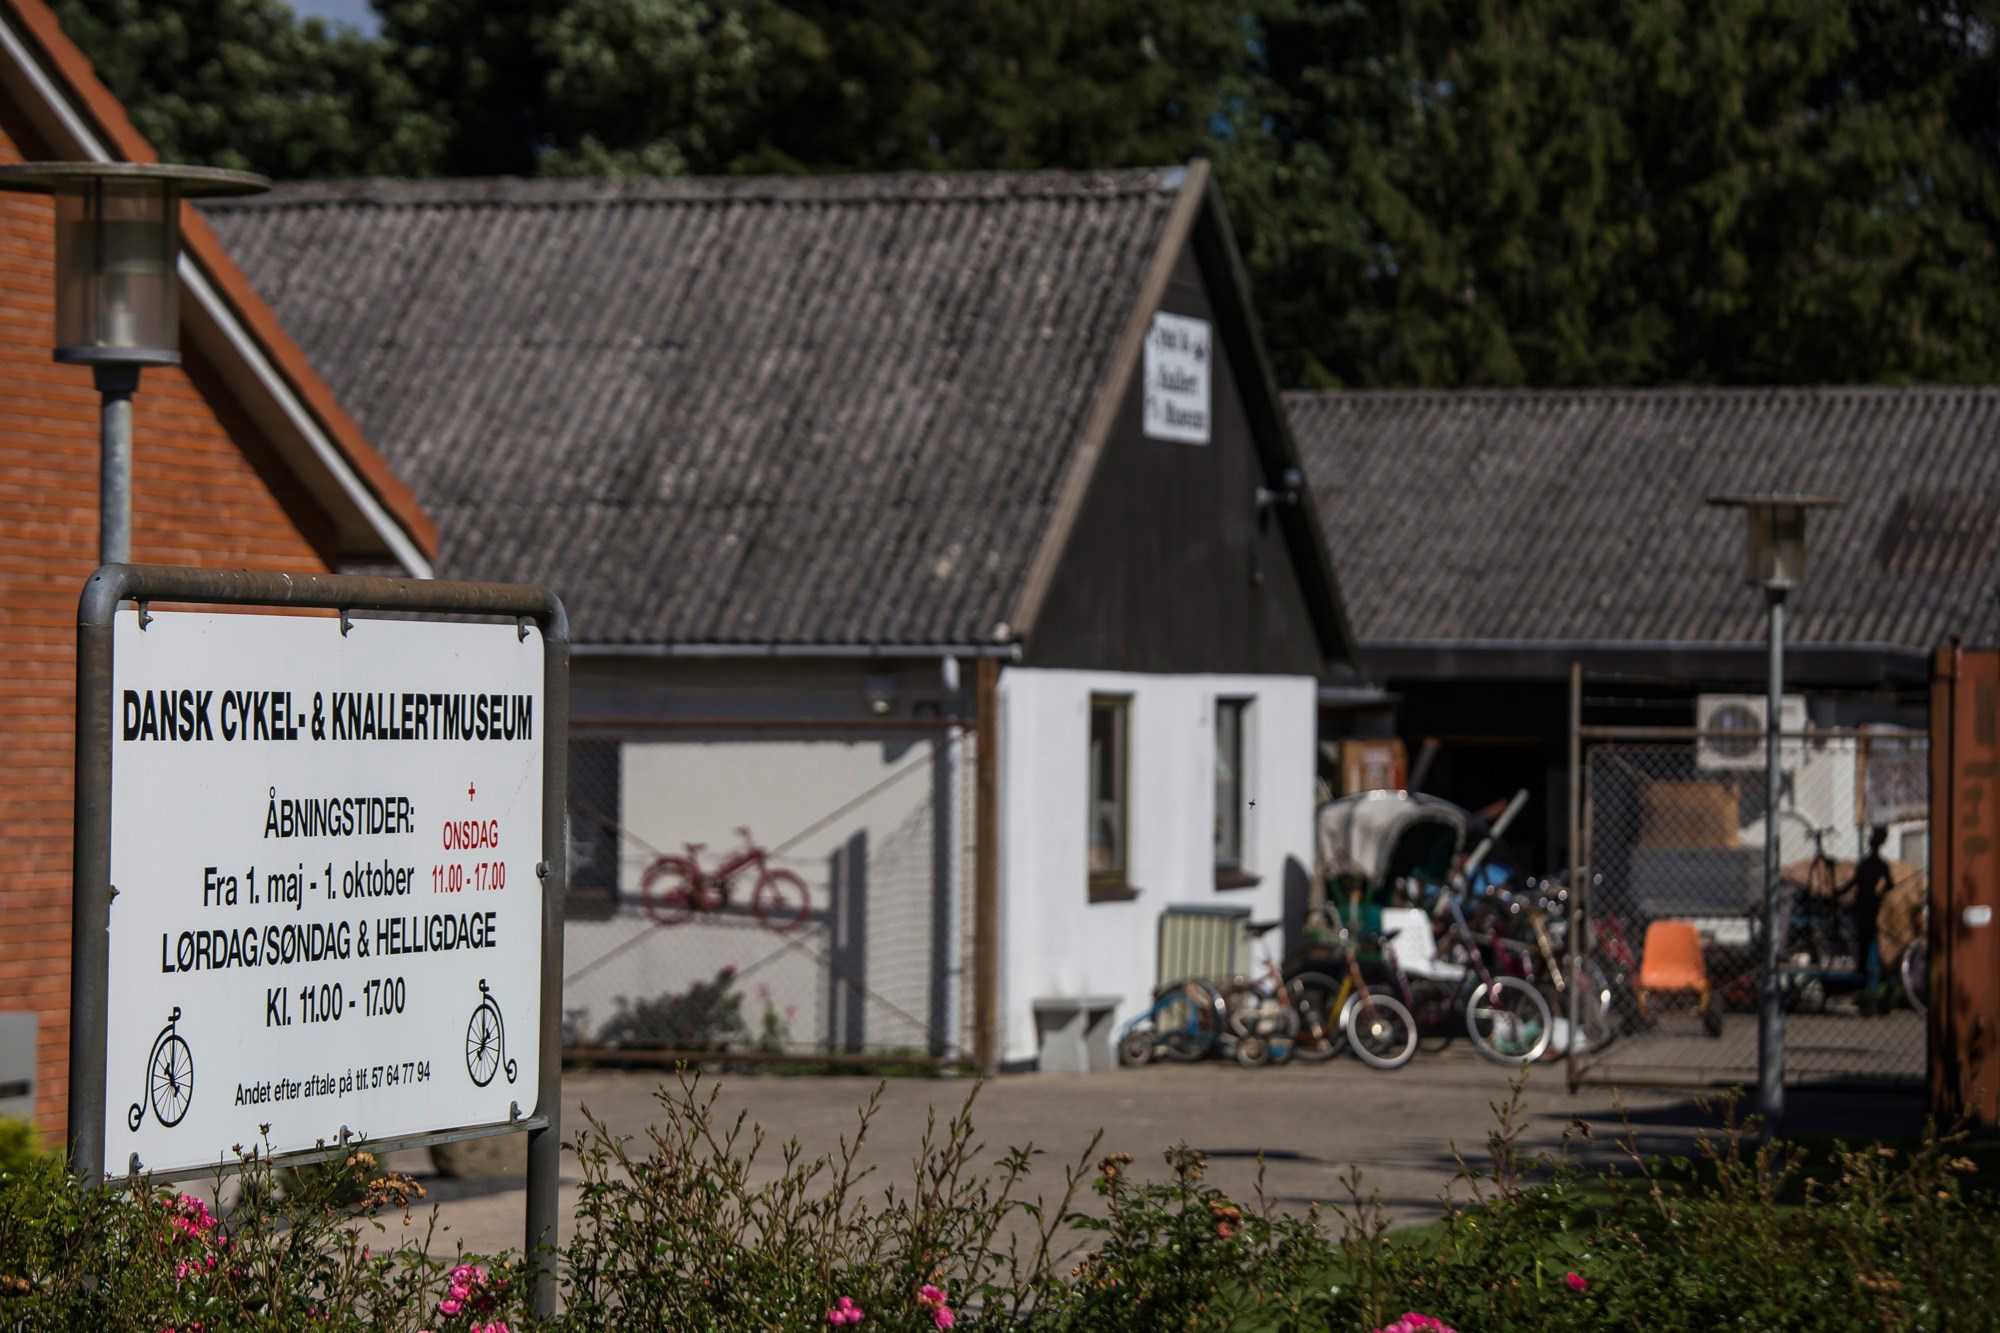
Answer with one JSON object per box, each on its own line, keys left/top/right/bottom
{"left": 1420, "top": 886, "right": 1554, "bottom": 1065}
{"left": 1497, "top": 882, "right": 1621, "bottom": 1053}
{"left": 639, "top": 827, "right": 811, "bottom": 932}
{"left": 1219, "top": 920, "right": 1339, "bottom": 1066}
{"left": 1778, "top": 815, "right": 1855, "bottom": 972}
{"left": 1287, "top": 926, "right": 1420, "bottom": 1070}
{"left": 1117, "top": 977, "right": 1228, "bottom": 1065}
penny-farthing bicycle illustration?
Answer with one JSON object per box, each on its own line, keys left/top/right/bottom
{"left": 128, "top": 1007, "right": 194, "bottom": 1132}
{"left": 465, "top": 980, "right": 518, "bottom": 1087}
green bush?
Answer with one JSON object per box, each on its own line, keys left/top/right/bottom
{"left": 0, "top": 1136, "right": 524, "bottom": 1331}
{"left": 0, "top": 1076, "right": 1995, "bottom": 1330}
{"left": 0, "top": 1117, "right": 43, "bottom": 1179}
{"left": 593, "top": 965, "right": 748, "bottom": 1050}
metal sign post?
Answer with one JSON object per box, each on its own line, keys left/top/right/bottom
{"left": 71, "top": 565, "right": 568, "bottom": 1316}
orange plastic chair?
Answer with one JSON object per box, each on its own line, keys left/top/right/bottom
{"left": 1636, "top": 920, "right": 1722, "bottom": 1035}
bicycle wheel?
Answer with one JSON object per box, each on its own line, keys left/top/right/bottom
{"left": 466, "top": 1003, "right": 502, "bottom": 1087}
{"left": 1157, "top": 982, "right": 1222, "bottom": 1062}
{"left": 1465, "top": 975, "right": 1552, "bottom": 1065}
{"left": 1575, "top": 958, "right": 1619, "bottom": 1052}
{"left": 1219, "top": 979, "right": 1261, "bottom": 1039}
{"left": 1117, "top": 1025, "right": 1156, "bottom": 1066}
{"left": 1408, "top": 979, "right": 1457, "bottom": 1054}
{"left": 1286, "top": 972, "right": 1344, "bottom": 1062}
{"left": 752, "top": 867, "right": 812, "bottom": 932}
{"left": 1341, "top": 992, "right": 1418, "bottom": 1070}
{"left": 1900, "top": 939, "right": 1928, "bottom": 1015}
{"left": 639, "top": 856, "right": 700, "bottom": 926}
{"left": 150, "top": 1035, "right": 194, "bottom": 1128}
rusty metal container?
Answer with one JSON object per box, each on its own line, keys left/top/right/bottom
{"left": 1928, "top": 646, "right": 2000, "bottom": 1127}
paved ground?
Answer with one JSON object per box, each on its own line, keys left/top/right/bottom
{"left": 381, "top": 1049, "right": 1926, "bottom": 1260}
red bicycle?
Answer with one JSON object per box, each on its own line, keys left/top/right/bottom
{"left": 639, "top": 827, "right": 811, "bottom": 932}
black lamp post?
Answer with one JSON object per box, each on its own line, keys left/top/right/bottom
{"left": 1706, "top": 492, "right": 1842, "bottom": 1132}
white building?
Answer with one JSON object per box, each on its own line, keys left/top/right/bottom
{"left": 209, "top": 163, "right": 1367, "bottom": 1070}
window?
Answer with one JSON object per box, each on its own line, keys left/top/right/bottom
{"left": 1088, "top": 695, "right": 1132, "bottom": 898}
{"left": 1214, "top": 698, "right": 1255, "bottom": 886}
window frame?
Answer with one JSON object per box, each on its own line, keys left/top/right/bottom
{"left": 1087, "top": 693, "right": 1137, "bottom": 902}
{"left": 1213, "top": 696, "right": 1258, "bottom": 888}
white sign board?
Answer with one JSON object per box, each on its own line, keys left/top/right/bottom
{"left": 105, "top": 609, "right": 543, "bottom": 1176}
{"left": 1142, "top": 311, "right": 1211, "bottom": 444}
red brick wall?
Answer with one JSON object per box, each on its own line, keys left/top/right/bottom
{"left": 1, "top": 104, "right": 338, "bottom": 1142}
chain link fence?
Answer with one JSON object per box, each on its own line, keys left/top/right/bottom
{"left": 558, "top": 727, "right": 973, "bottom": 1063}
{"left": 1571, "top": 730, "right": 1928, "bottom": 1089}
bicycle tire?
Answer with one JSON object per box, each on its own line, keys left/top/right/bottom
{"left": 1900, "top": 940, "right": 1927, "bottom": 1016}
{"left": 1341, "top": 992, "right": 1418, "bottom": 1070}
{"left": 1408, "top": 979, "right": 1457, "bottom": 1054}
{"left": 1118, "top": 1025, "right": 1156, "bottom": 1066}
{"left": 639, "top": 856, "right": 700, "bottom": 926}
{"left": 1576, "top": 958, "right": 1620, "bottom": 1052}
{"left": 752, "top": 867, "right": 812, "bottom": 932}
{"left": 1286, "top": 972, "right": 1344, "bottom": 1062}
{"left": 1219, "top": 979, "right": 1261, "bottom": 1039}
{"left": 151, "top": 1035, "right": 193, "bottom": 1127}
{"left": 1465, "top": 975, "right": 1552, "bottom": 1066}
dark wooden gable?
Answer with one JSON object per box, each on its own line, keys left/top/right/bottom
{"left": 1024, "top": 240, "right": 1328, "bottom": 677}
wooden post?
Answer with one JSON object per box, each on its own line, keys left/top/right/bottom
{"left": 973, "top": 658, "right": 1001, "bottom": 1075}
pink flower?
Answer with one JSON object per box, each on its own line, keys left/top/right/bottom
{"left": 1373, "top": 1317, "right": 1458, "bottom": 1333}
{"left": 917, "top": 1284, "right": 955, "bottom": 1327}
{"left": 438, "top": 1299, "right": 462, "bottom": 1317}
{"left": 1566, "top": 1270, "right": 1589, "bottom": 1292}
{"left": 825, "top": 1295, "right": 864, "bottom": 1325}
{"left": 174, "top": 1261, "right": 191, "bottom": 1280}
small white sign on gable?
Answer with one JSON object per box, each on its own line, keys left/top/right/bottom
{"left": 1142, "top": 311, "right": 1211, "bottom": 445}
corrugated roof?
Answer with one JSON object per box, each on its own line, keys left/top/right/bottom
{"left": 1284, "top": 387, "right": 2000, "bottom": 649}
{"left": 204, "top": 171, "right": 1183, "bottom": 645}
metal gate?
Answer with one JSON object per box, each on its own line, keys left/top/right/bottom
{"left": 558, "top": 725, "right": 975, "bottom": 1064}
{"left": 1568, "top": 727, "right": 1928, "bottom": 1090}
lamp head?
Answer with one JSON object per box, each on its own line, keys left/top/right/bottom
{"left": 0, "top": 162, "right": 267, "bottom": 366}
{"left": 1706, "top": 493, "right": 1843, "bottom": 590}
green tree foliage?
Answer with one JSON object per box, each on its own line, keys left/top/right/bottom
{"left": 370, "top": 0, "right": 766, "bottom": 177}
{"left": 48, "top": 0, "right": 444, "bottom": 176}
{"left": 47, "top": 0, "right": 2000, "bottom": 386}
{"left": 1241, "top": 0, "right": 2000, "bottom": 386}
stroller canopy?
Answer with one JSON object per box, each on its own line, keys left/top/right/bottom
{"left": 1317, "top": 790, "right": 1467, "bottom": 890}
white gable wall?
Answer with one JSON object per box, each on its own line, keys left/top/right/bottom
{"left": 995, "top": 667, "right": 1317, "bottom": 1063}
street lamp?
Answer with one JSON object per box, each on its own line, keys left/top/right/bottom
{"left": 0, "top": 162, "right": 267, "bottom": 564}
{"left": 1706, "top": 492, "right": 1842, "bottom": 1133}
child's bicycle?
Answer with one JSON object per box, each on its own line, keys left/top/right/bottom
{"left": 1116, "top": 977, "right": 1227, "bottom": 1065}
{"left": 1219, "top": 919, "right": 1341, "bottom": 1066}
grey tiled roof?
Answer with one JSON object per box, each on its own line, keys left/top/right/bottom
{"left": 1285, "top": 387, "right": 2000, "bottom": 649}
{"left": 205, "top": 171, "right": 1181, "bottom": 645}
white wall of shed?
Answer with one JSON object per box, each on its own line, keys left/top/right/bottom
{"left": 994, "top": 668, "right": 1318, "bottom": 1064}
